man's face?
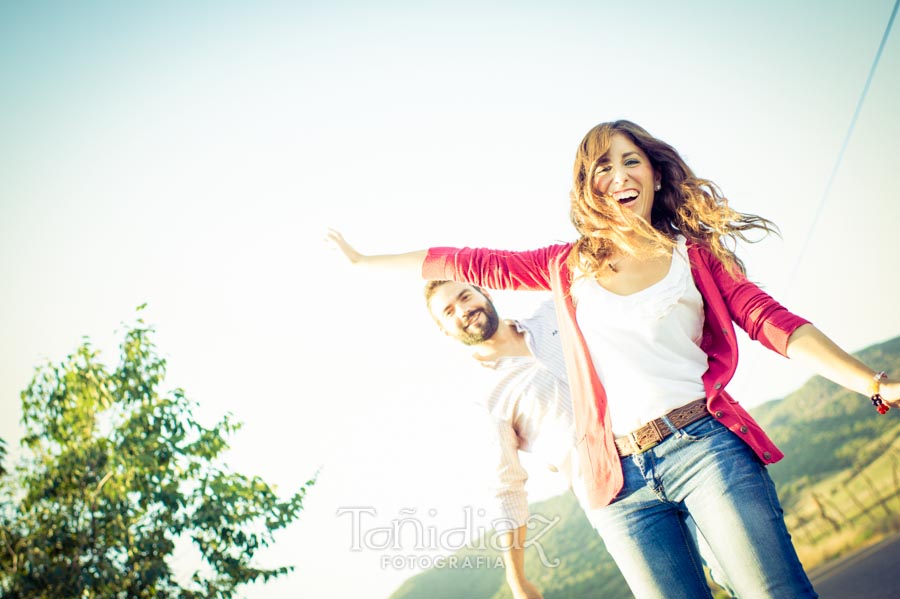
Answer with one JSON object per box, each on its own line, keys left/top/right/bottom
{"left": 428, "top": 282, "right": 500, "bottom": 346}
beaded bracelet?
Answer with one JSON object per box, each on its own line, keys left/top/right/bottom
{"left": 870, "top": 371, "right": 890, "bottom": 415}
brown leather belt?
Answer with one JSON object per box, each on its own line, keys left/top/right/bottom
{"left": 614, "top": 398, "right": 709, "bottom": 457}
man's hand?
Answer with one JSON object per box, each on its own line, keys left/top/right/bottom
{"left": 500, "top": 525, "right": 544, "bottom": 599}
{"left": 510, "top": 577, "right": 544, "bottom": 599}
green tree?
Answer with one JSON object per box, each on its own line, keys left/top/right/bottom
{"left": 0, "top": 313, "right": 315, "bottom": 598}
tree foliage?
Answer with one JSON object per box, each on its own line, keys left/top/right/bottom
{"left": 0, "top": 315, "right": 314, "bottom": 598}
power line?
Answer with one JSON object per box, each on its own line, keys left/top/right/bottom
{"left": 785, "top": 0, "right": 899, "bottom": 295}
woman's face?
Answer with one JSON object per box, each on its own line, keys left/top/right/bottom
{"left": 591, "top": 133, "right": 660, "bottom": 224}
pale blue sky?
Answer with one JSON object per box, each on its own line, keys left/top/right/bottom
{"left": 2, "top": 1, "right": 899, "bottom": 597}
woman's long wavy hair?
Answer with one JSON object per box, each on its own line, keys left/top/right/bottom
{"left": 567, "top": 120, "right": 776, "bottom": 279}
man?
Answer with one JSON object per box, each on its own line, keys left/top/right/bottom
{"left": 424, "top": 280, "right": 571, "bottom": 599}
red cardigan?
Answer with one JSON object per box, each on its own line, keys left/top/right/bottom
{"left": 423, "top": 242, "right": 810, "bottom": 508}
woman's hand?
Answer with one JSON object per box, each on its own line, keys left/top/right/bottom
{"left": 324, "top": 228, "right": 428, "bottom": 274}
{"left": 325, "top": 228, "right": 363, "bottom": 264}
{"left": 877, "top": 377, "right": 900, "bottom": 408}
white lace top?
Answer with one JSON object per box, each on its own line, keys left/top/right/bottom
{"left": 571, "top": 236, "right": 708, "bottom": 436}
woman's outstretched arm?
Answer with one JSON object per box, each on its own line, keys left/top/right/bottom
{"left": 327, "top": 228, "right": 566, "bottom": 291}
{"left": 786, "top": 324, "right": 900, "bottom": 407}
{"left": 326, "top": 228, "right": 426, "bottom": 274}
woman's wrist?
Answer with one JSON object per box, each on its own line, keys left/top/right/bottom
{"left": 867, "top": 371, "right": 896, "bottom": 413}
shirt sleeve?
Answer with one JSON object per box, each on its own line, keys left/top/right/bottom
{"left": 703, "top": 248, "right": 810, "bottom": 356}
{"left": 480, "top": 414, "right": 530, "bottom": 533}
{"left": 422, "top": 245, "right": 571, "bottom": 291}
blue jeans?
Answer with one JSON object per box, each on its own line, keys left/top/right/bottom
{"left": 585, "top": 415, "right": 817, "bottom": 599}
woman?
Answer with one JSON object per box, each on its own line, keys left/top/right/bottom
{"left": 327, "top": 120, "right": 899, "bottom": 599}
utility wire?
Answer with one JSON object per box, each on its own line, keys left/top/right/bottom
{"left": 785, "top": 0, "right": 899, "bottom": 296}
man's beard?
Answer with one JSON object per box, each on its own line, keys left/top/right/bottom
{"left": 456, "top": 302, "right": 500, "bottom": 346}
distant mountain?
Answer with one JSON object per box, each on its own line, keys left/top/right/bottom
{"left": 389, "top": 335, "right": 900, "bottom": 599}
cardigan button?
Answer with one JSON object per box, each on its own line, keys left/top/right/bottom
{"left": 739, "top": 425, "right": 748, "bottom": 434}
{"left": 714, "top": 383, "right": 722, "bottom": 390}
{"left": 714, "top": 411, "right": 724, "bottom": 418}
{"left": 722, "top": 327, "right": 729, "bottom": 336}
{"left": 763, "top": 451, "right": 772, "bottom": 460}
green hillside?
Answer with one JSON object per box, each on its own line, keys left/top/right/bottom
{"left": 752, "top": 335, "right": 900, "bottom": 504}
{"left": 388, "top": 491, "right": 629, "bottom": 599}
{"left": 389, "top": 335, "right": 900, "bottom": 599}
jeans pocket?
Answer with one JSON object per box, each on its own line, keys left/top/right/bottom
{"left": 676, "top": 415, "right": 728, "bottom": 442}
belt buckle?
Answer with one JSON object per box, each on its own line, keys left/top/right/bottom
{"left": 629, "top": 420, "right": 664, "bottom": 455}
